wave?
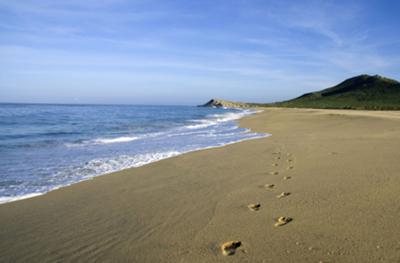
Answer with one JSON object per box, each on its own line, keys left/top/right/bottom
{"left": 185, "top": 119, "right": 217, "bottom": 129}
{"left": 66, "top": 109, "right": 260, "bottom": 146}
{"left": 0, "top": 151, "right": 184, "bottom": 204}
{"left": 92, "top": 136, "right": 140, "bottom": 144}
{"left": 70, "top": 151, "right": 182, "bottom": 179}
{"left": 65, "top": 136, "right": 141, "bottom": 147}
{"left": 0, "top": 107, "right": 268, "bottom": 205}
{"left": 185, "top": 109, "right": 256, "bottom": 130}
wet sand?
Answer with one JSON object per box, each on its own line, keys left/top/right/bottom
{"left": 1, "top": 108, "right": 400, "bottom": 262}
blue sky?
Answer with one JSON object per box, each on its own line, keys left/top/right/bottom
{"left": 0, "top": 0, "right": 399, "bottom": 105}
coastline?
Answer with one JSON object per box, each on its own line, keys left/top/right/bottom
{"left": 1, "top": 108, "right": 400, "bottom": 262}
{"left": 0, "top": 108, "right": 267, "bottom": 205}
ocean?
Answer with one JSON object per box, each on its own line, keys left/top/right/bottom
{"left": 0, "top": 103, "right": 268, "bottom": 204}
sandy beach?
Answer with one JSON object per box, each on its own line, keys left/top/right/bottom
{"left": 1, "top": 107, "right": 400, "bottom": 262}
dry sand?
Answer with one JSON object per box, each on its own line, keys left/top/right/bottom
{"left": 1, "top": 108, "right": 400, "bottom": 262}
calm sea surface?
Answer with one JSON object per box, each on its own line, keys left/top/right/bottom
{"left": 0, "top": 103, "right": 267, "bottom": 203}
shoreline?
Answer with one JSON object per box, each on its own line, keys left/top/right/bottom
{"left": 0, "top": 108, "right": 268, "bottom": 205}
{"left": 1, "top": 107, "right": 400, "bottom": 262}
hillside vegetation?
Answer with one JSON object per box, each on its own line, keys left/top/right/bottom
{"left": 273, "top": 75, "right": 400, "bottom": 110}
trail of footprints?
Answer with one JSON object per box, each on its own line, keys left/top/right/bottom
{"left": 221, "top": 150, "right": 296, "bottom": 256}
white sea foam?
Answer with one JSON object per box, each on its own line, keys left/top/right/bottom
{"left": 70, "top": 134, "right": 270, "bottom": 182}
{"left": 0, "top": 192, "right": 44, "bottom": 204}
{"left": 1, "top": 108, "right": 267, "bottom": 205}
{"left": 65, "top": 136, "right": 141, "bottom": 147}
{"left": 72, "top": 151, "right": 182, "bottom": 178}
{"left": 185, "top": 119, "right": 217, "bottom": 129}
{"left": 185, "top": 109, "right": 256, "bottom": 130}
{"left": 165, "top": 130, "right": 208, "bottom": 137}
{"left": 92, "top": 136, "right": 140, "bottom": 144}
{"left": 199, "top": 132, "right": 240, "bottom": 138}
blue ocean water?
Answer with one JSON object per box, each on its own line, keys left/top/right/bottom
{"left": 0, "top": 103, "right": 267, "bottom": 203}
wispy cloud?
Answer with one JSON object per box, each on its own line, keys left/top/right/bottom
{"left": 0, "top": 0, "right": 399, "bottom": 104}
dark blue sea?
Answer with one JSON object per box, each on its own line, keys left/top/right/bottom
{"left": 0, "top": 103, "right": 267, "bottom": 203}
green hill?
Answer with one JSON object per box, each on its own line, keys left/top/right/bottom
{"left": 275, "top": 74, "right": 400, "bottom": 110}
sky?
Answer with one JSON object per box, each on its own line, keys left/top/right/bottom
{"left": 0, "top": 0, "right": 399, "bottom": 105}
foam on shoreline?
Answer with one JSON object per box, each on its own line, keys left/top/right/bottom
{"left": 0, "top": 109, "right": 268, "bottom": 205}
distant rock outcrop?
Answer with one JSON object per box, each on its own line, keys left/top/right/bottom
{"left": 201, "top": 74, "right": 400, "bottom": 111}
{"left": 200, "top": 98, "right": 251, "bottom": 108}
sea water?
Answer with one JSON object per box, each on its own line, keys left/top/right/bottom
{"left": 0, "top": 103, "right": 268, "bottom": 203}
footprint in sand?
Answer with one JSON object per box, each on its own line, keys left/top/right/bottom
{"left": 270, "top": 171, "right": 279, "bottom": 175}
{"left": 248, "top": 203, "right": 261, "bottom": 211}
{"left": 287, "top": 159, "right": 293, "bottom": 163}
{"left": 283, "top": 176, "right": 292, "bottom": 180}
{"left": 221, "top": 241, "right": 242, "bottom": 256}
{"left": 287, "top": 166, "right": 294, "bottom": 170}
{"left": 272, "top": 163, "right": 278, "bottom": 167}
{"left": 264, "top": 184, "right": 275, "bottom": 189}
{"left": 276, "top": 192, "right": 291, "bottom": 199}
{"left": 274, "top": 216, "right": 292, "bottom": 227}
